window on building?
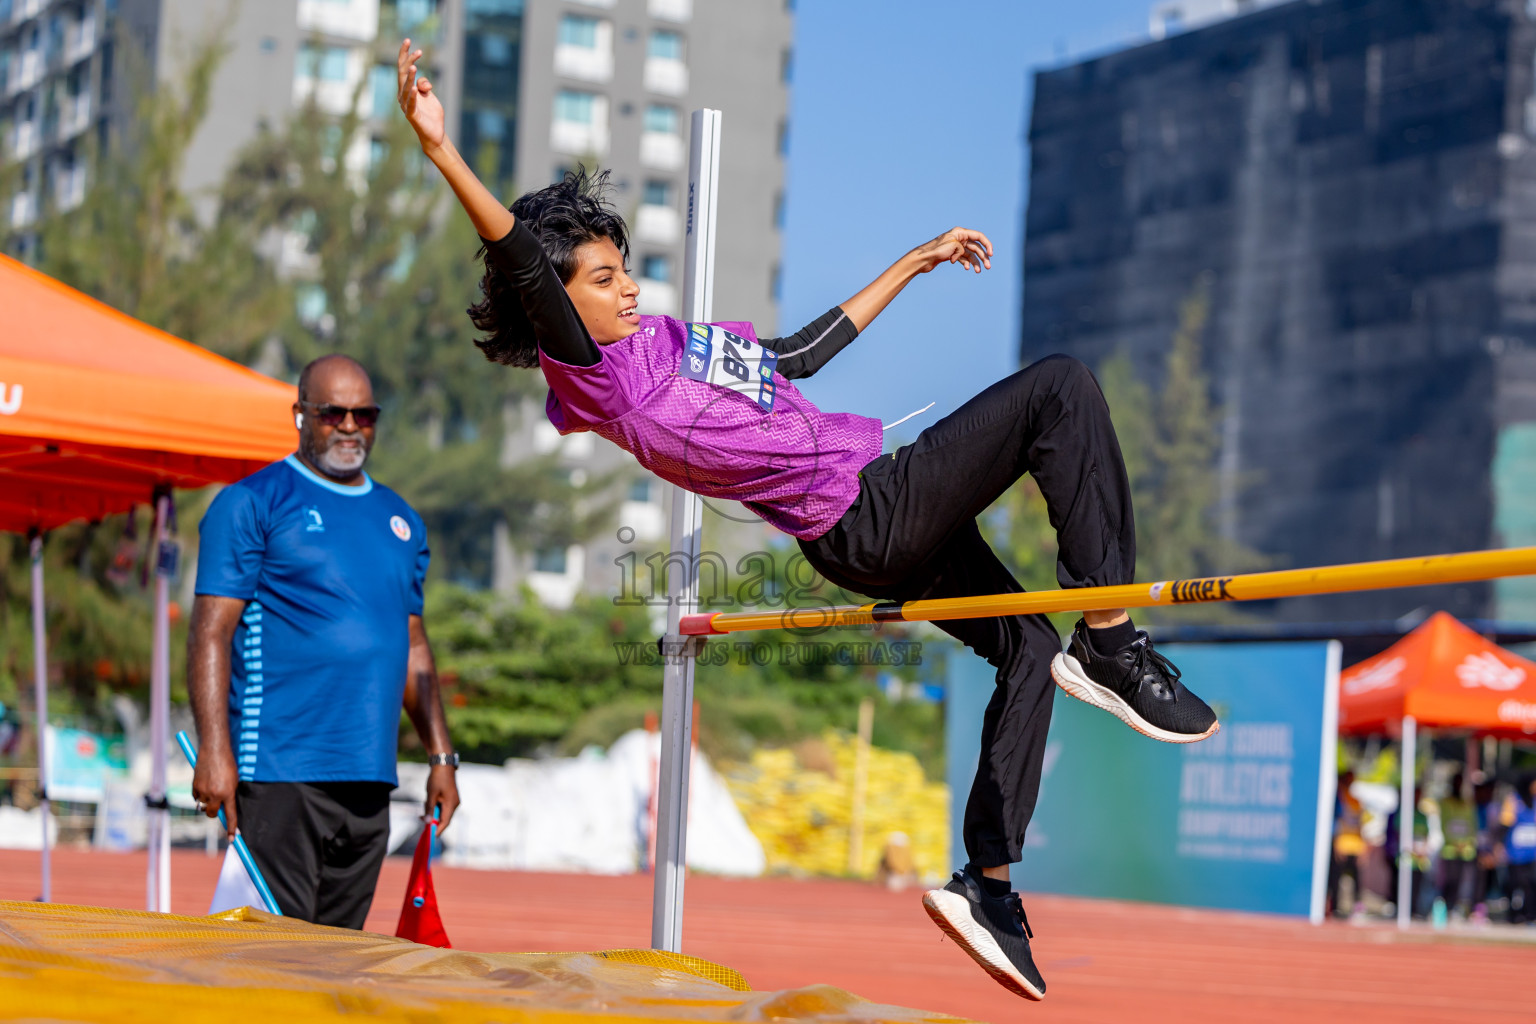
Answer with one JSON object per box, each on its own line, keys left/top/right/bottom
{"left": 534, "top": 547, "right": 568, "bottom": 574}
{"left": 395, "top": 0, "right": 439, "bottom": 31}
{"left": 370, "top": 63, "right": 396, "bottom": 116}
{"left": 640, "top": 254, "right": 671, "bottom": 283}
{"left": 777, "top": 118, "right": 789, "bottom": 156}
{"left": 648, "top": 29, "right": 683, "bottom": 61}
{"left": 480, "top": 32, "right": 512, "bottom": 64}
{"left": 644, "top": 103, "right": 678, "bottom": 135}
{"left": 554, "top": 90, "right": 596, "bottom": 125}
{"left": 476, "top": 108, "right": 505, "bottom": 139}
{"left": 559, "top": 14, "right": 600, "bottom": 48}
{"left": 773, "top": 191, "right": 785, "bottom": 229}
{"left": 629, "top": 478, "right": 654, "bottom": 502}
{"left": 781, "top": 46, "right": 793, "bottom": 84}
{"left": 642, "top": 179, "right": 673, "bottom": 207}
{"left": 98, "top": 38, "right": 113, "bottom": 103}
{"left": 770, "top": 263, "right": 782, "bottom": 301}
{"left": 295, "top": 283, "right": 329, "bottom": 324}
{"left": 298, "top": 43, "right": 350, "bottom": 82}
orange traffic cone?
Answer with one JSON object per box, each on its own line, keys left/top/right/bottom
{"left": 395, "top": 815, "right": 450, "bottom": 947}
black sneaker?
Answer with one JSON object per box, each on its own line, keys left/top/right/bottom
{"left": 1050, "top": 619, "right": 1219, "bottom": 743}
{"left": 922, "top": 865, "right": 1046, "bottom": 1001}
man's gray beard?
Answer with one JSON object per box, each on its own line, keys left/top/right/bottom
{"left": 305, "top": 434, "right": 370, "bottom": 477}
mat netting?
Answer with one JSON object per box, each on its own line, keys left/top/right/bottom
{"left": 0, "top": 900, "right": 975, "bottom": 1023}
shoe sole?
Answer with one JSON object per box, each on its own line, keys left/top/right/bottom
{"left": 1050, "top": 652, "right": 1219, "bottom": 744}
{"left": 922, "top": 889, "right": 1045, "bottom": 1002}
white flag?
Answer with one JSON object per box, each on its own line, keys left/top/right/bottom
{"left": 208, "top": 844, "right": 267, "bottom": 915}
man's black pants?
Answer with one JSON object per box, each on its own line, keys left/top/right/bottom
{"left": 801, "top": 355, "right": 1135, "bottom": 867}
{"left": 237, "top": 780, "right": 393, "bottom": 928}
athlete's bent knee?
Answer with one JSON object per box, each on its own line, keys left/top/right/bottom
{"left": 1036, "top": 353, "right": 1092, "bottom": 384}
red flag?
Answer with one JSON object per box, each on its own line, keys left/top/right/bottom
{"left": 395, "top": 819, "right": 451, "bottom": 947}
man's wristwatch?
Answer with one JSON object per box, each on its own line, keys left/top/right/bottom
{"left": 427, "top": 752, "right": 459, "bottom": 769}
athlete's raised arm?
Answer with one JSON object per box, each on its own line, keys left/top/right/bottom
{"left": 397, "top": 39, "right": 514, "bottom": 242}
{"left": 839, "top": 227, "right": 994, "bottom": 332}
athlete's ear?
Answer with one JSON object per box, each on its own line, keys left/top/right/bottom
{"left": 295, "top": 413, "right": 304, "bottom": 429}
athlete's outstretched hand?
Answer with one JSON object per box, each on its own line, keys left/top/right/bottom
{"left": 397, "top": 39, "right": 444, "bottom": 151}
{"left": 909, "top": 227, "right": 994, "bottom": 275}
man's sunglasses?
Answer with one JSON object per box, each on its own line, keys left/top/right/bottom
{"left": 302, "top": 402, "right": 381, "bottom": 428}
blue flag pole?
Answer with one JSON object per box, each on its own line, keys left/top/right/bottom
{"left": 174, "top": 730, "right": 282, "bottom": 916}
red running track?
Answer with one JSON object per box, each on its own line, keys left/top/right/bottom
{"left": 2, "top": 848, "right": 1532, "bottom": 1023}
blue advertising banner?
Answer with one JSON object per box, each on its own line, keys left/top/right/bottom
{"left": 947, "top": 642, "right": 1340, "bottom": 919}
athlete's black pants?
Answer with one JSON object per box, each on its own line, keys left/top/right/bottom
{"left": 237, "top": 780, "right": 393, "bottom": 928}
{"left": 800, "top": 355, "right": 1135, "bottom": 866}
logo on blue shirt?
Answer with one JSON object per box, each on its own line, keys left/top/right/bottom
{"left": 304, "top": 506, "right": 325, "bottom": 532}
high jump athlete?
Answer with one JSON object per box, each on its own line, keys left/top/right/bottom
{"left": 397, "top": 40, "right": 1217, "bottom": 1001}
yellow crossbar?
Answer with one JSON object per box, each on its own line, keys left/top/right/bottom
{"left": 678, "top": 546, "right": 1536, "bottom": 636}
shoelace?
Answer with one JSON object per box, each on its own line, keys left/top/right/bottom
{"left": 955, "top": 871, "right": 1036, "bottom": 939}
{"left": 1127, "top": 634, "right": 1182, "bottom": 697}
{"left": 1002, "top": 892, "right": 1034, "bottom": 940}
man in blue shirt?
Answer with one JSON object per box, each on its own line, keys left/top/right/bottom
{"left": 188, "top": 355, "right": 460, "bottom": 928}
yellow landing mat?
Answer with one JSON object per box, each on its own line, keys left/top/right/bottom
{"left": 0, "top": 901, "right": 974, "bottom": 1024}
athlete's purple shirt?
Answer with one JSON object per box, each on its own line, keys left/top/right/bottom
{"left": 540, "top": 315, "right": 883, "bottom": 540}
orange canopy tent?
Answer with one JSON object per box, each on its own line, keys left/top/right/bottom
{"left": 0, "top": 253, "right": 293, "bottom": 531}
{"left": 1339, "top": 611, "right": 1536, "bottom": 738}
{"left": 1337, "top": 610, "right": 1536, "bottom": 927}
{"left": 0, "top": 252, "right": 294, "bottom": 911}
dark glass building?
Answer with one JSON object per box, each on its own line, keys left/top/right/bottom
{"left": 1021, "top": 0, "right": 1536, "bottom": 623}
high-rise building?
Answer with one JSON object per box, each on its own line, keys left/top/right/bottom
{"left": 0, "top": 0, "right": 121, "bottom": 257}
{"left": 0, "top": 0, "right": 794, "bottom": 603}
{"left": 1020, "top": 0, "right": 1536, "bottom": 623}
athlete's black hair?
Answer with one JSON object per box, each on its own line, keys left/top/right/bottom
{"left": 468, "top": 168, "right": 630, "bottom": 367}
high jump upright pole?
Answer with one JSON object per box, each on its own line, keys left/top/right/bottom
{"left": 652, "top": 107, "right": 722, "bottom": 953}
{"left": 30, "top": 531, "right": 50, "bottom": 903}
{"left": 146, "top": 491, "right": 173, "bottom": 913}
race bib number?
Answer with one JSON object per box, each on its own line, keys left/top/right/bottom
{"left": 679, "top": 322, "right": 777, "bottom": 413}
{"left": 1513, "top": 823, "right": 1536, "bottom": 850}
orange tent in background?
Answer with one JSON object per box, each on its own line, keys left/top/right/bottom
{"left": 1339, "top": 611, "right": 1536, "bottom": 928}
{"left": 1339, "top": 611, "right": 1536, "bottom": 738}
{"left": 0, "top": 251, "right": 295, "bottom": 913}
{"left": 0, "top": 252, "right": 294, "bottom": 531}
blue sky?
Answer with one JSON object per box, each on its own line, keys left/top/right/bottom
{"left": 778, "top": 0, "right": 1153, "bottom": 433}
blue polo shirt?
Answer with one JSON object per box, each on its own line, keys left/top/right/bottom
{"left": 195, "top": 455, "right": 429, "bottom": 785}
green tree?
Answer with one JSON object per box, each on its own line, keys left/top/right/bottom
{"left": 36, "top": 36, "right": 291, "bottom": 361}
{"left": 423, "top": 546, "right": 942, "bottom": 776}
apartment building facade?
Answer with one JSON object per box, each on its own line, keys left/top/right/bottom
{"left": 1, "top": 0, "right": 116, "bottom": 256}
{"left": 0, "top": 0, "right": 793, "bottom": 604}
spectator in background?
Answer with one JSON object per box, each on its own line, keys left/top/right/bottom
{"left": 1495, "top": 774, "right": 1536, "bottom": 924}
{"left": 1438, "top": 772, "right": 1479, "bottom": 918}
{"left": 1329, "top": 769, "right": 1366, "bottom": 919}
{"left": 188, "top": 355, "right": 460, "bottom": 927}
{"left": 1389, "top": 787, "right": 1441, "bottom": 919}
{"left": 1472, "top": 773, "right": 1500, "bottom": 923}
